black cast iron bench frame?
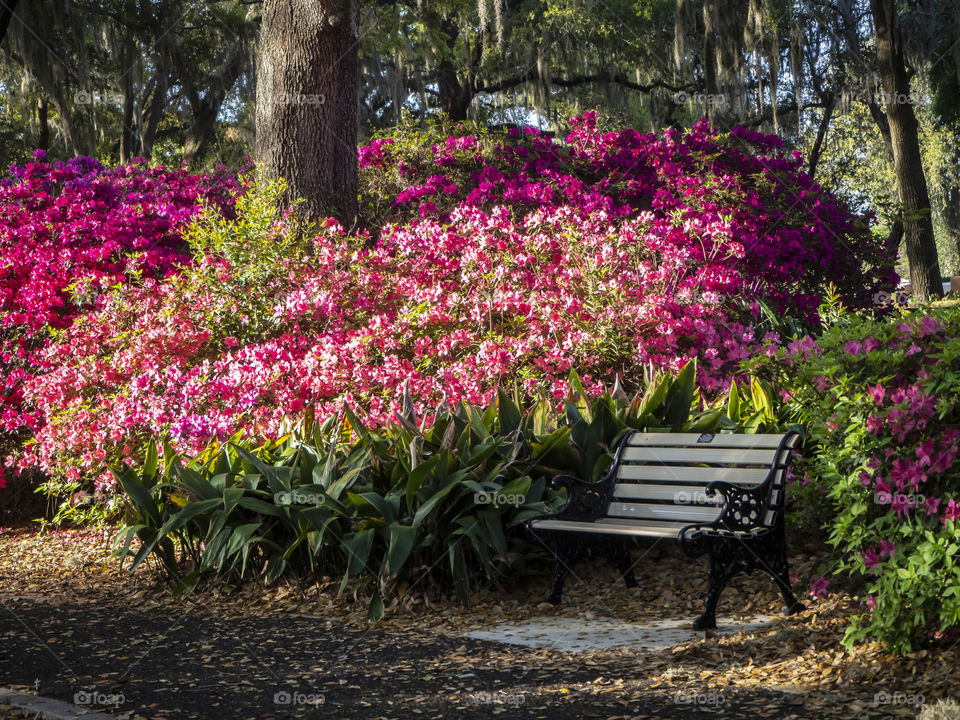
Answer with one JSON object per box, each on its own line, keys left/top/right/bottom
{"left": 526, "top": 430, "right": 805, "bottom": 629}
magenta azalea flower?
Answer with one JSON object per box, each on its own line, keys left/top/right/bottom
{"left": 809, "top": 576, "right": 830, "bottom": 597}
{"left": 919, "top": 315, "right": 943, "bottom": 337}
{"left": 890, "top": 492, "right": 913, "bottom": 518}
{"left": 867, "top": 384, "right": 886, "bottom": 404}
{"left": 874, "top": 477, "right": 892, "bottom": 502}
{"left": 944, "top": 499, "right": 960, "bottom": 525}
{"left": 915, "top": 438, "right": 935, "bottom": 467}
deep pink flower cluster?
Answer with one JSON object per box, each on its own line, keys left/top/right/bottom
{"left": 860, "top": 390, "right": 959, "bottom": 523}
{"left": 846, "top": 316, "right": 960, "bottom": 528}
{"left": 775, "top": 310, "right": 960, "bottom": 529}
{"left": 0, "top": 152, "right": 237, "bottom": 435}
{"left": 363, "top": 114, "right": 898, "bottom": 322}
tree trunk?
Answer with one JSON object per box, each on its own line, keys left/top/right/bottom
{"left": 256, "top": 0, "right": 359, "bottom": 227}
{"left": 48, "top": 90, "right": 84, "bottom": 156}
{"left": 120, "top": 38, "right": 136, "bottom": 163}
{"left": 438, "top": 57, "right": 471, "bottom": 120}
{"left": 871, "top": 0, "right": 943, "bottom": 299}
{"left": 0, "top": 0, "right": 17, "bottom": 46}
{"left": 436, "top": 17, "right": 473, "bottom": 121}
{"left": 140, "top": 75, "right": 167, "bottom": 159}
{"left": 807, "top": 93, "right": 834, "bottom": 178}
{"left": 702, "top": 0, "right": 719, "bottom": 124}
{"left": 37, "top": 97, "right": 49, "bottom": 151}
{"left": 945, "top": 181, "right": 960, "bottom": 277}
{"left": 941, "top": 144, "right": 960, "bottom": 276}
{"left": 184, "top": 41, "right": 247, "bottom": 167}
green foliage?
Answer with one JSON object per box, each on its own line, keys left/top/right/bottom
{"left": 113, "top": 363, "right": 767, "bottom": 618}
{"left": 749, "top": 300, "right": 960, "bottom": 652}
{"left": 0, "top": 0, "right": 256, "bottom": 167}
{"left": 801, "top": 102, "right": 960, "bottom": 277}
{"left": 34, "top": 480, "right": 118, "bottom": 529}
{"left": 182, "top": 177, "right": 309, "bottom": 282}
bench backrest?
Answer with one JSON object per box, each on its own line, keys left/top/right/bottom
{"left": 604, "top": 431, "right": 800, "bottom": 534}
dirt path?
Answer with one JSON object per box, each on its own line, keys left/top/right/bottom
{"left": 0, "top": 528, "right": 953, "bottom": 719}
{"left": 0, "top": 595, "right": 834, "bottom": 720}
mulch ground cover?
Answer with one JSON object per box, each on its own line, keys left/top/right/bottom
{"left": 0, "top": 527, "right": 956, "bottom": 719}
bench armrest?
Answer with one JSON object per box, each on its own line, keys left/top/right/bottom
{"left": 704, "top": 480, "right": 768, "bottom": 532}
{"left": 546, "top": 474, "right": 614, "bottom": 522}
{"left": 704, "top": 479, "right": 755, "bottom": 497}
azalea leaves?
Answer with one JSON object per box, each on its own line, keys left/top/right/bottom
{"left": 750, "top": 305, "right": 960, "bottom": 653}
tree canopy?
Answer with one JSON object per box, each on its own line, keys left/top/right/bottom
{"left": 1, "top": 0, "right": 958, "bottom": 286}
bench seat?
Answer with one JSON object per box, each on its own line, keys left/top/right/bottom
{"left": 530, "top": 517, "right": 772, "bottom": 539}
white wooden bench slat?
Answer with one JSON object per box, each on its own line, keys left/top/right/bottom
{"left": 615, "top": 465, "right": 769, "bottom": 484}
{"left": 620, "top": 446, "right": 778, "bottom": 465}
{"left": 626, "top": 433, "right": 786, "bottom": 449}
{"left": 607, "top": 501, "right": 721, "bottom": 523}
{"left": 612, "top": 483, "right": 726, "bottom": 503}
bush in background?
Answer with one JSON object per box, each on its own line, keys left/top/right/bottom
{"left": 0, "top": 153, "right": 237, "bottom": 510}
{"left": 360, "top": 113, "right": 897, "bottom": 321}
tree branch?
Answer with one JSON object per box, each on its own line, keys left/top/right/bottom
{"left": 475, "top": 68, "right": 694, "bottom": 95}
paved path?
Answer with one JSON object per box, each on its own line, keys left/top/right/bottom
{"left": 0, "top": 595, "right": 836, "bottom": 720}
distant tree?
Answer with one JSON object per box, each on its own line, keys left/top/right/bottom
{"left": 870, "top": 0, "right": 942, "bottom": 298}
{"left": 0, "top": 0, "right": 254, "bottom": 165}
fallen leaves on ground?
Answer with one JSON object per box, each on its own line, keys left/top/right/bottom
{"left": 0, "top": 526, "right": 955, "bottom": 719}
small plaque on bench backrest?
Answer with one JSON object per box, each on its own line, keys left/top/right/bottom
{"left": 697, "top": 433, "right": 715, "bottom": 443}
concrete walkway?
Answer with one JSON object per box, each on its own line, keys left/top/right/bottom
{"left": 464, "top": 615, "right": 775, "bottom": 652}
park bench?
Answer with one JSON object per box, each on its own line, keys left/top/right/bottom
{"left": 527, "top": 431, "right": 805, "bottom": 629}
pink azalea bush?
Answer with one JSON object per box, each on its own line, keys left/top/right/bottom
{"left": 0, "top": 152, "right": 238, "bottom": 437}
{"left": 0, "top": 153, "right": 236, "bottom": 505}
{"left": 750, "top": 303, "right": 960, "bottom": 652}
{"left": 362, "top": 115, "right": 897, "bottom": 321}
{"left": 15, "top": 117, "right": 895, "bottom": 508}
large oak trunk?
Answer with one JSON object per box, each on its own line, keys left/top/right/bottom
{"left": 871, "top": 0, "right": 943, "bottom": 300}
{"left": 256, "top": 0, "right": 358, "bottom": 226}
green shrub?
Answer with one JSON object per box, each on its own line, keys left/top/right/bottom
{"left": 749, "top": 300, "right": 960, "bottom": 652}
{"left": 113, "top": 363, "right": 773, "bottom": 618}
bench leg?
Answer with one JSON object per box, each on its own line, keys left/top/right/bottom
{"left": 770, "top": 568, "right": 805, "bottom": 616}
{"left": 694, "top": 547, "right": 738, "bottom": 630}
{"left": 545, "top": 538, "right": 580, "bottom": 604}
{"left": 757, "top": 523, "right": 805, "bottom": 616}
{"left": 760, "top": 550, "right": 805, "bottom": 616}
{"left": 607, "top": 542, "right": 638, "bottom": 589}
